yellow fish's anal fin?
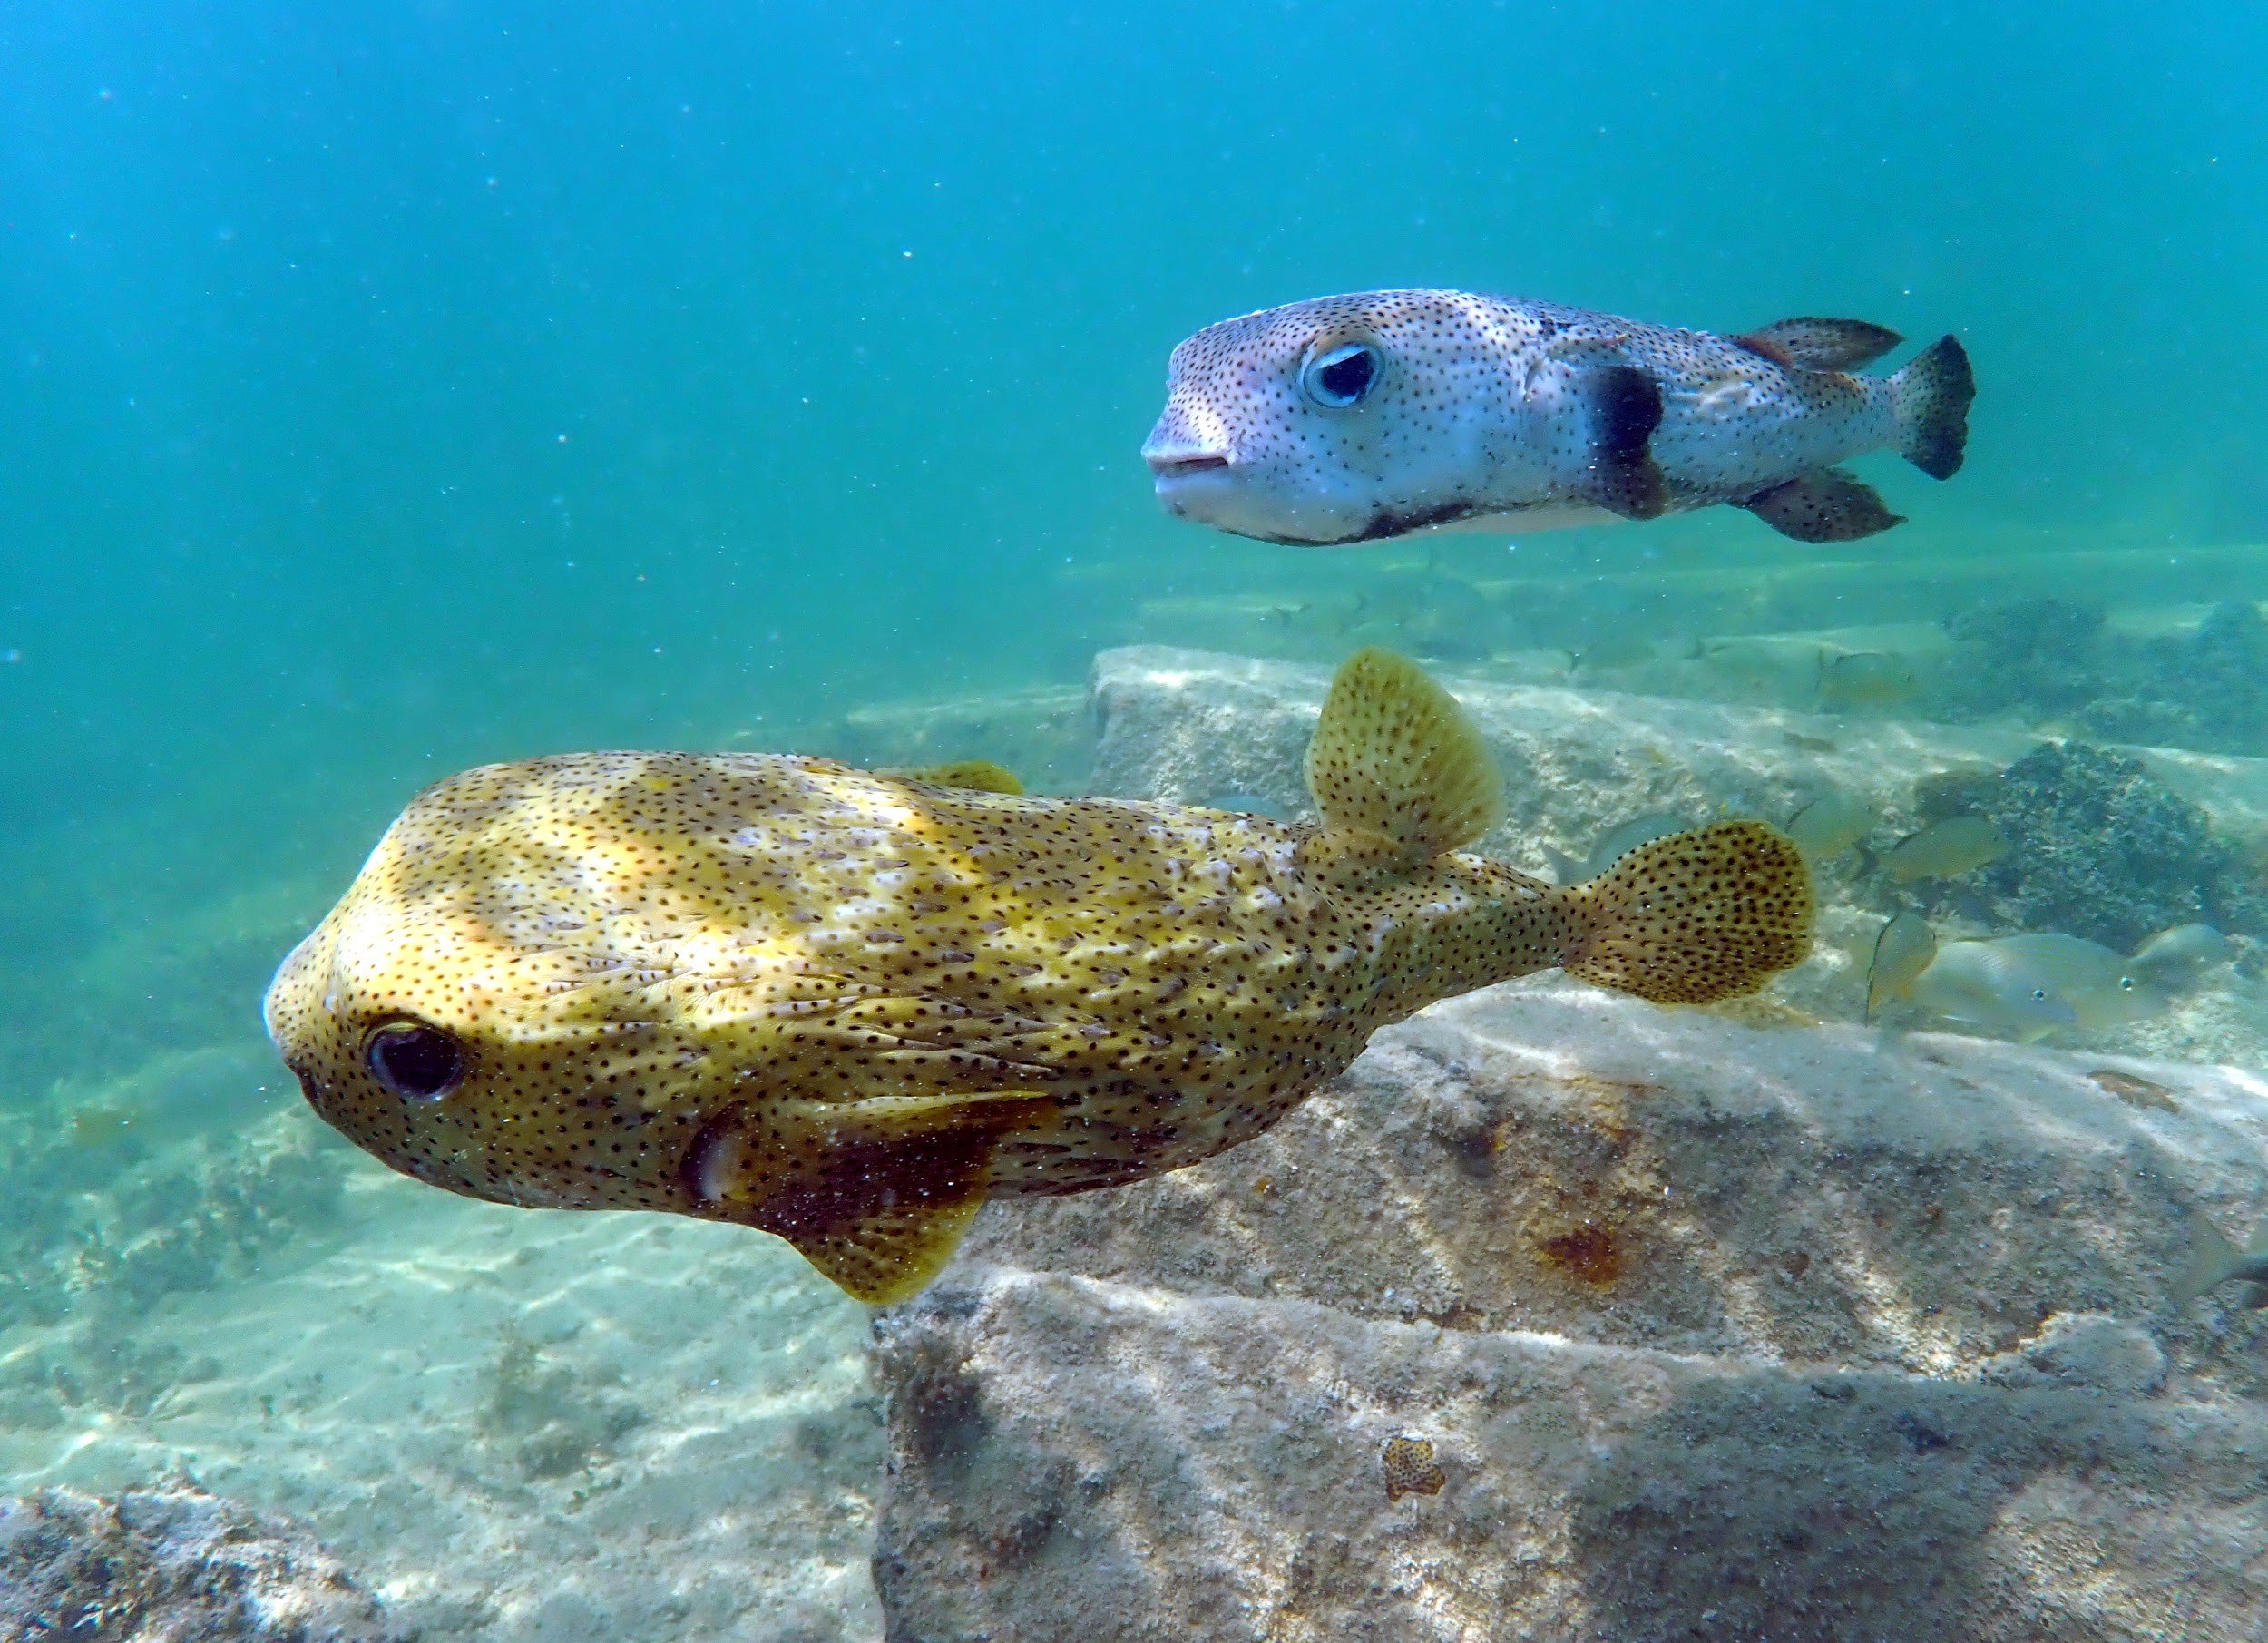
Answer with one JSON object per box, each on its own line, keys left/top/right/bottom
{"left": 1304, "top": 648, "right": 1502, "bottom": 868}
{"left": 879, "top": 759, "right": 1025, "bottom": 795}
{"left": 716, "top": 1089, "right": 1055, "bottom": 1305}
{"left": 789, "top": 1196, "right": 989, "bottom": 1305}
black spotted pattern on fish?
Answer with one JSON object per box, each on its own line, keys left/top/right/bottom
{"left": 267, "top": 651, "right": 1814, "bottom": 1303}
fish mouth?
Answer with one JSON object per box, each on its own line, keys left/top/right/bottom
{"left": 1143, "top": 445, "right": 1233, "bottom": 480}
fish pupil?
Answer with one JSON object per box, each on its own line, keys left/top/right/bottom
{"left": 366, "top": 1022, "right": 467, "bottom": 1101}
{"left": 1308, "top": 343, "right": 1377, "bottom": 406}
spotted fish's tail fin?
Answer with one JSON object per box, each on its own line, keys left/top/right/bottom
{"left": 1305, "top": 648, "right": 1503, "bottom": 870}
{"left": 1563, "top": 821, "right": 1814, "bottom": 1003}
{"left": 1891, "top": 335, "right": 1976, "bottom": 480}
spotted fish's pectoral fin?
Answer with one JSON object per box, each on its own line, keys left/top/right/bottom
{"left": 788, "top": 1197, "right": 989, "bottom": 1305}
{"left": 702, "top": 1090, "right": 1057, "bottom": 1304}
{"left": 1732, "top": 317, "right": 1903, "bottom": 372}
{"left": 1305, "top": 649, "right": 1502, "bottom": 869}
{"left": 1569, "top": 364, "right": 1668, "bottom": 521}
{"left": 1742, "top": 468, "right": 1906, "bottom": 543}
{"left": 878, "top": 759, "right": 1025, "bottom": 795}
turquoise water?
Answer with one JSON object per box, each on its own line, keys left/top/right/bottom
{"left": 5, "top": 4, "right": 2267, "bottom": 1636}
{"left": 7, "top": 6, "right": 2263, "bottom": 1019}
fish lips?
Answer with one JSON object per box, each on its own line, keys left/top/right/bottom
{"left": 1141, "top": 445, "right": 1370, "bottom": 544}
{"left": 1144, "top": 443, "right": 1236, "bottom": 506}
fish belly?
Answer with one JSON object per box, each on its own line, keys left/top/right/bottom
{"left": 1430, "top": 503, "right": 1625, "bottom": 535}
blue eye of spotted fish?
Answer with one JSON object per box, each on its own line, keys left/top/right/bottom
{"left": 1303, "top": 342, "right": 1379, "bottom": 407}
{"left": 365, "top": 1020, "right": 466, "bottom": 1101}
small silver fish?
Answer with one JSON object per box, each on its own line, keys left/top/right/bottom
{"left": 1786, "top": 791, "right": 1876, "bottom": 860}
{"left": 1815, "top": 651, "right": 1919, "bottom": 710}
{"left": 1544, "top": 813, "right": 1688, "bottom": 886}
{"left": 1882, "top": 816, "right": 2009, "bottom": 882}
{"left": 1144, "top": 290, "right": 1974, "bottom": 547}
{"left": 2175, "top": 1215, "right": 2268, "bottom": 1308}
{"left": 2128, "top": 923, "right": 2232, "bottom": 989}
{"left": 1907, "top": 940, "right": 2080, "bottom": 1041}
{"left": 1866, "top": 911, "right": 1937, "bottom": 1021}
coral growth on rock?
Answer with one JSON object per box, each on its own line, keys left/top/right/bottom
{"left": 0, "top": 1482, "right": 406, "bottom": 1642}
{"left": 1937, "top": 597, "right": 2268, "bottom": 758}
{"left": 1906, "top": 740, "right": 2268, "bottom": 951}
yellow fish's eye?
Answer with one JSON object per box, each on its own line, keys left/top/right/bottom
{"left": 1302, "top": 341, "right": 1380, "bottom": 408}
{"left": 364, "top": 1020, "right": 467, "bottom": 1102}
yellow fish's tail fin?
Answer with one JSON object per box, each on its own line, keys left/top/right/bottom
{"left": 1564, "top": 821, "right": 1814, "bottom": 1004}
{"left": 1305, "top": 649, "right": 1503, "bottom": 868}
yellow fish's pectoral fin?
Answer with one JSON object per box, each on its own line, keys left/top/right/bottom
{"left": 1305, "top": 648, "right": 1503, "bottom": 867}
{"left": 878, "top": 759, "right": 1025, "bottom": 795}
{"left": 709, "top": 1089, "right": 1056, "bottom": 1305}
{"left": 788, "top": 1194, "right": 989, "bottom": 1305}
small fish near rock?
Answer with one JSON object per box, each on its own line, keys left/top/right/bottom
{"left": 1866, "top": 911, "right": 1938, "bottom": 1021}
{"left": 1815, "top": 650, "right": 1920, "bottom": 711}
{"left": 1143, "top": 289, "right": 1974, "bottom": 546}
{"left": 1882, "top": 816, "right": 2010, "bottom": 884}
{"left": 1787, "top": 790, "right": 1876, "bottom": 862}
{"left": 2175, "top": 1216, "right": 2268, "bottom": 1309}
{"left": 267, "top": 650, "right": 1815, "bottom": 1305}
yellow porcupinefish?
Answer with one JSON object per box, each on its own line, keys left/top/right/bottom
{"left": 265, "top": 650, "right": 1813, "bottom": 1304}
{"left": 1142, "top": 289, "right": 1974, "bottom": 545}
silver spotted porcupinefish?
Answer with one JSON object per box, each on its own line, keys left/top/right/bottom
{"left": 265, "top": 650, "right": 1813, "bottom": 1304}
{"left": 1142, "top": 289, "right": 1975, "bottom": 545}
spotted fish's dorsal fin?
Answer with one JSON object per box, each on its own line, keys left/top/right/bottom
{"left": 879, "top": 759, "right": 1025, "bottom": 795}
{"left": 1732, "top": 317, "right": 1903, "bottom": 372}
{"left": 1305, "top": 649, "right": 1502, "bottom": 868}
{"left": 1743, "top": 467, "right": 1906, "bottom": 543}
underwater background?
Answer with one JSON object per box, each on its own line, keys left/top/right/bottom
{"left": 5, "top": 3, "right": 2268, "bottom": 1638}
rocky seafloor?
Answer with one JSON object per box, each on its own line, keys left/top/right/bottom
{"left": 10, "top": 641, "right": 2268, "bottom": 1641}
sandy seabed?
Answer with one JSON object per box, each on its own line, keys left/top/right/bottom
{"left": 0, "top": 1149, "right": 886, "bottom": 1643}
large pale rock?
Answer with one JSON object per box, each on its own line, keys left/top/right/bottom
{"left": 1087, "top": 644, "right": 2268, "bottom": 856}
{"left": 1086, "top": 645, "right": 2268, "bottom": 1067}
{"left": 868, "top": 649, "right": 2268, "bottom": 1643}
{"left": 873, "top": 993, "right": 2268, "bottom": 1642}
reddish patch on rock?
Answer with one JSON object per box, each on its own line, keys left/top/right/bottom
{"left": 1540, "top": 1222, "right": 1622, "bottom": 1286}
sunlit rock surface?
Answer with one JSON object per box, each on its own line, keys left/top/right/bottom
{"left": 867, "top": 648, "right": 2268, "bottom": 1643}
{"left": 0, "top": 1482, "right": 406, "bottom": 1642}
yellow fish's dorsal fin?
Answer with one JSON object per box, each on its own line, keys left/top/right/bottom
{"left": 1305, "top": 648, "right": 1502, "bottom": 866}
{"left": 790, "top": 1197, "right": 988, "bottom": 1305}
{"left": 878, "top": 759, "right": 1025, "bottom": 795}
